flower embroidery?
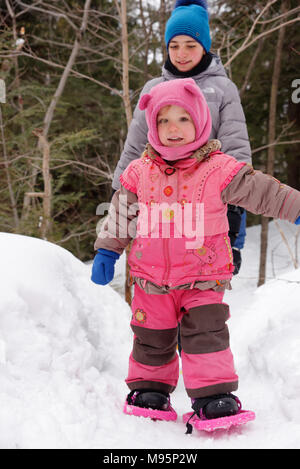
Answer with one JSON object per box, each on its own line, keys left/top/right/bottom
{"left": 163, "top": 208, "right": 174, "bottom": 220}
{"left": 193, "top": 245, "right": 217, "bottom": 264}
{"left": 196, "top": 247, "right": 207, "bottom": 256}
{"left": 134, "top": 308, "right": 147, "bottom": 324}
{"left": 150, "top": 174, "right": 159, "bottom": 182}
{"left": 163, "top": 185, "right": 173, "bottom": 197}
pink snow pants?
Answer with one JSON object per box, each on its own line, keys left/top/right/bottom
{"left": 126, "top": 284, "right": 238, "bottom": 398}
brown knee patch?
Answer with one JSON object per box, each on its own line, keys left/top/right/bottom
{"left": 180, "top": 303, "right": 230, "bottom": 354}
{"left": 132, "top": 325, "right": 178, "bottom": 366}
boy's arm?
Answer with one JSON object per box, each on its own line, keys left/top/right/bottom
{"left": 221, "top": 164, "right": 300, "bottom": 223}
{"left": 94, "top": 185, "right": 138, "bottom": 254}
{"left": 112, "top": 108, "right": 147, "bottom": 191}
{"left": 218, "top": 80, "right": 252, "bottom": 165}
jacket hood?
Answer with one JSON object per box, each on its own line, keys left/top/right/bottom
{"left": 139, "top": 78, "right": 212, "bottom": 161}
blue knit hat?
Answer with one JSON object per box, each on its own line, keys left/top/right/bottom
{"left": 165, "top": 0, "right": 211, "bottom": 53}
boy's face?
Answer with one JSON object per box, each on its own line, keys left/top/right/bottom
{"left": 168, "top": 35, "right": 205, "bottom": 72}
{"left": 157, "top": 105, "right": 196, "bottom": 147}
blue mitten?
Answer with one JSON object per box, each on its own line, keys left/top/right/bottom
{"left": 295, "top": 216, "right": 300, "bottom": 225}
{"left": 91, "top": 249, "right": 120, "bottom": 285}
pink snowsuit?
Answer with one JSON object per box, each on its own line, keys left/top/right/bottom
{"left": 120, "top": 144, "right": 242, "bottom": 397}
{"left": 95, "top": 78, "right": 300, "bottom": 398}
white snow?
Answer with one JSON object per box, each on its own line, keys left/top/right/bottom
{"left": 0, "top": 221, "right": 300, "bottom": 449}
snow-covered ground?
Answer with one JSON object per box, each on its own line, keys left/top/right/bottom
{"left": 0, "top": 221, "right": 300, "bottom": 449}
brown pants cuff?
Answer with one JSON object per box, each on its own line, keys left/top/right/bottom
{"left": 127, "top": 380, "right": 176, "bottom": 394}
{"left": 186, "top": 381, "right": 239, "bottom": 399}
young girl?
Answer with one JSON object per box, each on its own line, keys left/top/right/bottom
{"left": 112, "top": 0, "right": 251, "bottom": 272}
{"left": 92, "top": 78, "right": 300, "bottom": 426}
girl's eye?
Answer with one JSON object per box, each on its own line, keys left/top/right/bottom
{"left": 158, "top": 118, "right": 167, "bottom": 125}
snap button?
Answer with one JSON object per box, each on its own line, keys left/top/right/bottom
{"left": 164, "top": 167, "right": 176, "bottom": 176}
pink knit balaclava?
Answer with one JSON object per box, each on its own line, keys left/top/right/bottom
{"left": 139, "top": 78, "right": 212, "bottom": 161}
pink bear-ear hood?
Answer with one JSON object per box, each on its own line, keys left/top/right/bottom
{"left": 183, "top": 80, "right": 199, "bottom": 96}
{"left": 139, "top": 94, "right": 152, "bottom": 111}
{"left": 138, "top": 78, "right": 212, "bottom": 162}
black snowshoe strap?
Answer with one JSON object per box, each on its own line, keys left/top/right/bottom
{"left": 126, "top": 390, "right": 138, "bottom": 405}
{"left": 126, "top": 389, "right": 169, "bottom": 406}
{"left": 185, "top": 416, "right": 196, "bottom": 435}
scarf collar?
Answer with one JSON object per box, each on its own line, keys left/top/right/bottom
{"left": 164, "top": 52, "right": 213, "bottom": 78}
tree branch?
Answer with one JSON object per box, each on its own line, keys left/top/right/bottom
{"left": 252, "top": 140, "right": 300, "bottom": 155}
{"left": 14, "top": 0, "right": 78, "bottom": 30}
{"left": 43, "top": 0, "right": 92, "bottom": 137}
{"left": 225, "top": 7, "right": 300, "bottom": 68}
{"left": 4, "top": 51, "right": 122, "bottom": 97}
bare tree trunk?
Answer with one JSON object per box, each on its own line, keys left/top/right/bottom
{"left": 115, "top": 0, "right": 133, "bottom": 305}
{"left": 0, "top": 104, "right": 19, "bottom": 229}
{"left": 28, "top": 0, "right": 92, "bottom": 239}
{"left": 5, "top": 0, "right": 30, "bottom": 225}
{"left": 32, "top": 129, "right": 51, "bottom": 239}
{"left": 121, "top": 0, "right": 133, "bottom": 306}
{"left": 258, "top": 0, "right": 288, "bottom": 287}
{"left": 159, "top": 0, "right": 168, "bottom": 62}
{"left": 117, "top": 0, "right": 132, "bottom": 127}
{"left": 239, "top": 36, "right": 265, "bottom": 99}
{"left": 43, "top": 0, "right": 92, "bottom": 138}
{"left": 138, "top": 0, "right": 150, "bottom": 82}
{"left": 5, "top": 0, "right": 25, "bottom": 120}
{"left": 258, "top": 216, "right": 269, "bottom": 286}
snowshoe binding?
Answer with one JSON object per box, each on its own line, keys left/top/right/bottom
{"left": 183, "top": 393, "right": 255, "bottom": 433}
{"left": 123, "top": 389, "right": 177, "bottom": 421}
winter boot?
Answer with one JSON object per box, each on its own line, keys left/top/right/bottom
{"left": 123, "top": 389, "right": 177, "bottom": 421}
{"left": 192, "top": 393, "right": 241, "bottom": 420}
{"left": 185, "top": 393, "right": 241, "bottom": 433}
{"left": 128, "top": 389, "right": 170, "bottom": 410}
{"left": 183, "top": 393, "right": 255, "bottom": 433}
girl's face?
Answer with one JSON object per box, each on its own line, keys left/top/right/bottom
{"left": 168, "top": 35, "right": 205, "bottom": 72}
{"left": 157, "top": 105, "right": 196, "bottom": 147}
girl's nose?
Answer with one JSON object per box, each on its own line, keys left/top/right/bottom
{"left": 169, "top": 122, "right": 179, "bottom": 132}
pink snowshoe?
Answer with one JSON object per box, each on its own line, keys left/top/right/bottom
{"left": 123, "top": 389, "right": 177, "bottom": 421}
{"left": 183, "top": 409, "right": 256, "bottom": 433}
{"left": 183, "top": 393, "right": 255, "bottom": 433}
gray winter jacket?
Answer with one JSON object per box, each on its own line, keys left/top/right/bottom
{"left": 112, "top": 55, "right": 252, "bottom": 191}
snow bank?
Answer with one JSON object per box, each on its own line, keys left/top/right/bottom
{"left": 0, "top": 233, "right": 132, "bottom": 449}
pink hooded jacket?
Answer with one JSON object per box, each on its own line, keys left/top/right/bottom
{"left": 96, "top": 79, "right": 300, "bottom": 288}
{"left": 120, "top": 144, "right": 244, "bottom": 286}
{"left": 119, "top": 79, "right": 245, "bottom": 285}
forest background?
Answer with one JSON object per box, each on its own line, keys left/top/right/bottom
{"left": 0, "top": 0, "right": 299, "bottom": 287}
